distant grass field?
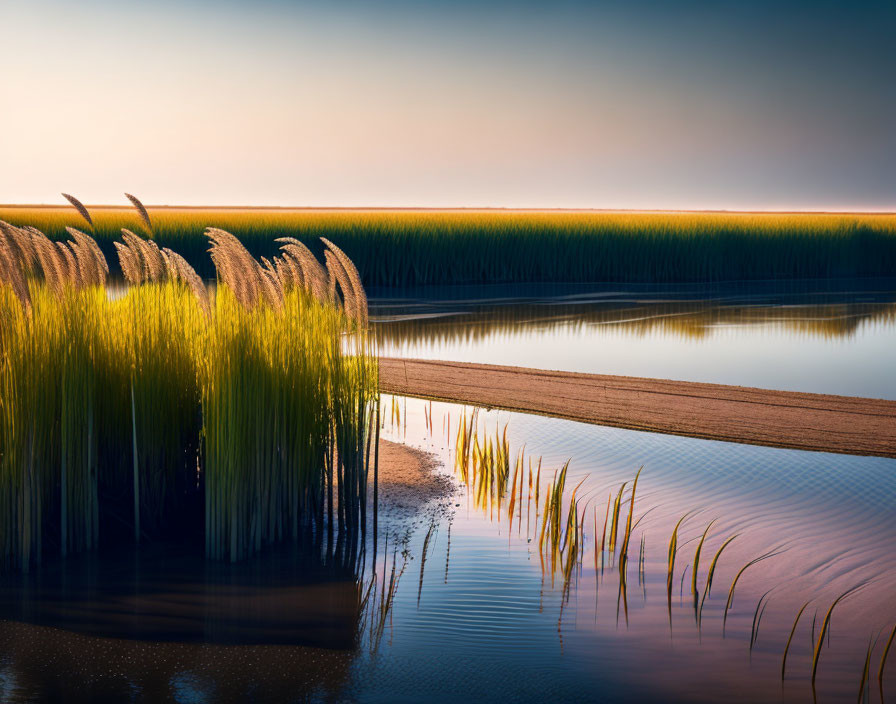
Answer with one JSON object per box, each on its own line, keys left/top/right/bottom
{"left": 2, "top": 207, "right": 894, "bottom": 286}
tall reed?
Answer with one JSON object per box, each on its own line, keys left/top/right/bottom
{"left": 0, "top": 219, "right": 377, "bottom": 569}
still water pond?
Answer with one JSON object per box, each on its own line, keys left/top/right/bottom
{"left": 371, "top": 279, "right": 896, "bottom": 399}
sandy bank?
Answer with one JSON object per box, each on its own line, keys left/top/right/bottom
{"left": 379, "top": 358, "right": 896, "bottom": 458}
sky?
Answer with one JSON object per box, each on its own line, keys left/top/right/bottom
{"left": 1, "top": 0, "right": 894, "bottom": 210}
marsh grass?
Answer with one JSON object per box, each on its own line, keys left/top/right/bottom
{"left": 667, "top": 511, "right": 693, "bottom": 605}
{"left": 812, "top": 584, "right": 868, "bottom": 687}
{"left": 4, "top": 206, "right": 896, "bottom": 286}
{"left": 691, "top": 519, "right": 716, "bottom": 604}
{"left": 781, "top": 601, "right": 811, "bottom": 680}
{"left": 0, "top": 219, "right": 376, "bottom": 569}
{"left": 858, "top": 634, "right": 875, "bottom": 704}
{"left": 723, "top": 547, "right": 785, "bottom": 634}
{"left": 749, "top": 589, "right": 774, "bottom": 652}
{"left": 451, "top": 417, "right": 594, "bottom": 592}
{"left": 697, "top": 533, "right": 738, "bottom": 625}
{"left": 880, "top": 623, "right": 896, "bottom": 700}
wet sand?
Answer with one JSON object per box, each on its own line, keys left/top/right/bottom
{"left": 376, "top": 439, "right": 455, "bottom": 520}
{"left": 379, "top": 358, "right": 896, "bottom": 458}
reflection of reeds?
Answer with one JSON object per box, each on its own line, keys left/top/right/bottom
{"left": 359, "top": 546, "right": 407, "bottom": 653}
{"left": 417, "top": 521, "right": 436, "bottom": 606}
{"left": 451, "top": 419, "right": 597, "bottom": 592}
{"left": 373, "top": 297, "right": 896, "bottom": 345}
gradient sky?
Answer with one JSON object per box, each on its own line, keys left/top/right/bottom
{"left": 1, "top": 0, "right": 894, "bottom": 210}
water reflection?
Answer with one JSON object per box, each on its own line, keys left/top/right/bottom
{"left": 371, "top": 279, "right": 896, "bottom": 398}
{"left": 0, "top": 540, "right": 377, "bottom": 702}
{"left": 376, "top": 396, "right": 896, "bottom": 703}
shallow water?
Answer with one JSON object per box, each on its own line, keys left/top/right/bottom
{"left": 359, "top": 398, "right": 896, "bottom": 703}
{"left": 1, "top": 397, "right": 894, "bottom": 703}
{"left": 371, "top": 279, "right": 896, "bottom": 399}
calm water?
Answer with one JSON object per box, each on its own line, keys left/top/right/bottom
{"left": 1, "top": 281, "right": 894, "bottom": 702}
{"left": 371, "top": 279, "right": 896, "bottom": 399}
{"left": 1, "top": 398, "right": 893, "bottom": 702}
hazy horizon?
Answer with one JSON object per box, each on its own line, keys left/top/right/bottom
{"left": 2, "top": 0, "right": 894, "bottom": 211}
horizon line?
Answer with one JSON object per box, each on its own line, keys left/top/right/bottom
{"left": 1, "top": 204, "right": 894, "bottom": 216}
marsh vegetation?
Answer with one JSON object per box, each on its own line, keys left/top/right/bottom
{"left": 0, "top": 213, "right": 377, "bottom": 570}
{"left": 2, "top": 205, "right": 894, "bottom": 286}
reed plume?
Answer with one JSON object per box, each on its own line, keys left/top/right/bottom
{"left": 121, "top": 229, "right": 166, "bottom": 282}
{"left": 279, "top": 254, "right": 304, "bottom": 290}
{"left": 258, "top": 266, "right": 284, "bottom": 311}
{"left": 125, "top": 193, "right": 153, "bottom": 235}
{"left": 0, "top": 221, "right": 38, "bottom": 272}
{"left": 114, "top": 242, "right": 141, "bottom": 286}
{"left": 55, "top": 242, "right": 79, "bottom": 287}
{"left": 160, "top": 247, "right": 211, "bottom": 317}
{"left": 61, "top": 193, "right": 93, "bottom": 228}
{"left": 322, "top": 237, "right": 368, "bottom": 326}
{"left": 0, "top": 237, "right": 31, "bottom": 312}
{"left": 0, "top": 222, "right": 35, "bottom": 311}
{"left": 66, "top": 227, "right": 109, "bottom": 287}
{"left": 275, "top": 237, "right": 328, "bottom": 302}
{"left": 325, "top": 249, "right": 357, "bottom": 320}
{"left": 31, "top": 234, "right": 64, "bottom": 295}
{"left": 207, "top": 227, "right": 263, "bottom": 309}
{"left": 119, "top": 230, "right": 150, "bottom": 283}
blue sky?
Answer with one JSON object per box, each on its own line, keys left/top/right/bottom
{"left": 1, "top": 0, "right": 893, "bottom": 209}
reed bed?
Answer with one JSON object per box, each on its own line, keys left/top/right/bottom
{"left": 0, "top": 218, "right": 377, "bottom": 569}
{"left": 3, "top": 205, "right": 895, "bottom": 286}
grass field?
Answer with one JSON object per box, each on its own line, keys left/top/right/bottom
{"left": 2, "top": 206, "right": 894, "bottom": 286}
